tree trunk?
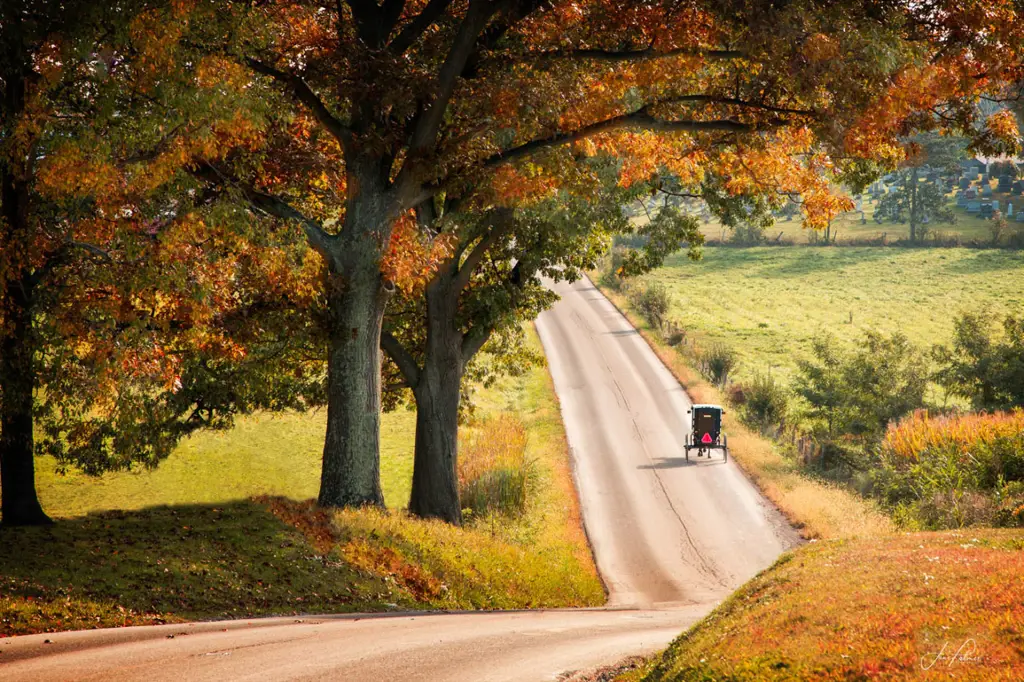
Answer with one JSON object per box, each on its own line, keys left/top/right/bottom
{"left": 317, "top": 164, "right": 393, "bottom": 509}
{"left": 408, "top": 274, "right": 464, "bottom": 524}
{"left": 909, "top": 167, "right": 919, "bottom": 242}
{"left": 0, "top": 274, "right": 51, "bottom": 527}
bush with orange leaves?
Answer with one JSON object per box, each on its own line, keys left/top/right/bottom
{"left": 883, "top": 410, "right": 1024, "bottom": 463}
{"left": 871, "top": 410, "right": 1024, "bottom": 529}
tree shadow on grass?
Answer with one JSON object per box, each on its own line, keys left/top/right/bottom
{"left": 0, "top": 501, "right": 393, "bottom": 637}
{"left": 940, "top": 250, "right": 1024, "bottom": 274}
{"left": 661, "top": 247, "right": 896, "bottom": 280}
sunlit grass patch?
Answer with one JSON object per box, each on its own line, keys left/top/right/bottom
{"left": 643, "top": 530, "right": 1024, "bottom": 681}
{"left": 644, "top": 247, "right": 1024, "bottom": 386}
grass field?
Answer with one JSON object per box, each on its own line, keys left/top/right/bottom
{"left": 1, "top": 326, "right": 604, "bottom": 637}
{"left": 640, "top": 247, "right": 1024, "bottom": 386}
{"left": 34, "top": 388, "right": 417, "bottom": 517}
{"left": 642, "top": 530, "right": 1024, "bottom": 681}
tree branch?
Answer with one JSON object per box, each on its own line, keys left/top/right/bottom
{"left": 66, "top": 240, "right": 114, "bottom": 262}
{"left": 670, "top": 94, "right": 815, "bottom": 117}
{"left": 193, "top": 163, "right": 336, "bottom": 258}
{"left": 389, "top": 0, "right": 454, "bottom": 54}
{"left": 381, "top": 330, "right": 421, "bottom": 387}
{"left": 530, "top": 47, "right": 745, "bottom": 63}
{"left": 244, "top": 57, "right": 352, "bottom": 149}
{"left": 479, "top": 109, "right": 771, "bottom": 170}
{"left": 460, "top": 256, "right": 531, "bottom": 363}
{"left": 245, "top": 191, "right": 336, "bottom": 258}
{"left": 461, "top": 323, "right": 493, "bottom": 364}
{"left": 452, "top": 209, "right": 512, "bottom": 293}
{"left": 408, "top": 0, "right": 497, "bottom": 155}
{"left": 472, "top": 92, "right": 812, "bottom": 171}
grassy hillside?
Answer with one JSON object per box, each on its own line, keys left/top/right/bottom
{"left": 642, "top": 247, "right": 1024, "bottom": 385}
{"left": 1, "top": 326, "right": 604, "bottom": 637}
{"left": 642, "top": 530, "right": 1024, "bottom": 681}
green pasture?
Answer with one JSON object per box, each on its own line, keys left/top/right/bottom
{"left": 643, "top": 247, "right": 1024, "bottom": 384}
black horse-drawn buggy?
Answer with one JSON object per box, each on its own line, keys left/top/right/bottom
{"left": 684, "top": 404, "right": 727, "bottom": 462}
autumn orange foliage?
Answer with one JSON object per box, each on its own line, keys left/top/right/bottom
{"left": 883, "top": 410, "right": 1024, "bottom": 463}
{"left": 381, "top": 212, "right": 456, "bottom": 294}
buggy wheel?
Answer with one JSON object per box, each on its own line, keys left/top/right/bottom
{"left": 723, "top": 434, "right": 728, "bottom": 462}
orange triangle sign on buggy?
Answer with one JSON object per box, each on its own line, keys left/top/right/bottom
{"left": 701, "top": 432, "right": 713, "bottom": 444}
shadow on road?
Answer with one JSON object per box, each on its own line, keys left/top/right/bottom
{"left": 637, "top": 457, "right": 726, "bottom": 470}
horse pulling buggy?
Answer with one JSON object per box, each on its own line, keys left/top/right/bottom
{"left": 684, "top": 404, "right": 727, "bottom": 462}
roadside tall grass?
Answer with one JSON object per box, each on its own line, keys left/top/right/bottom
{"left": 883, "top": 409, "right": 1024, "bottom": 461}
{"left": 459, "top": 414, "right": 537, "bottom": 517}
{"left": 875, "top": 410, "right": 1024, "bottom": 529}
{"left": 697, "top": 343, "right": 738, "bottom": 388}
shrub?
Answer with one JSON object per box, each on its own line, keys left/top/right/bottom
{"left": 697, "top": 343, "right": 738, "bottom": 387}
{"left": 599, "top": 246, "right": 629, "bottom": 291}
{"left": 741, "top": 371, "right": 789, "bottom": 431}
{"left": 796, "top": 331, "right": 928, "bottom": 440}
{"left": 882, "top": 409, "right": 1024, "bottom": 463}
{"left": 933, "top": 310, "right": 1024, "bottom": 410}
{"left": 989, "top": 211, "right": 1010, "bottom": 245}
{"left": 665, "top": 319, "right": 686, "bottom": 346}
{"left": 873, "top": 412, "right": 1024, "bottom": 529}
{"left": 728, "top": 221, "right": 767, "bottom": 245}
{"left": 458, "top": 414, "right": 537, "bottom": 518}
{"left": 727, "top": 383, "right": 747, "bottom": 406}
{"left": 914, "top": 489, "right": 998, "bottom": 529}
{"left": 631, "top": 282, "right": 672, "bottom": 331}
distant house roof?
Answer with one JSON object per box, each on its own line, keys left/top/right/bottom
{"left": 961, "top": 158, "right": 986, "bottom": 170}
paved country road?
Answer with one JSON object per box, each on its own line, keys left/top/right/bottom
{"left": 0, "top": 277, "right": 801, "bottom": 682}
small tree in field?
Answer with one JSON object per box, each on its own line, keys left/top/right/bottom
{"left": 795, "top": 335, "right": 846, "bottom": 439}
{"left": 933, "top": 311, "right": 1024, "bottom": 410}
{"left": 874, "top": 133, "right": 965, "bottom": 242}
{"left": 796, "top": 331, "right": 929, "bottom": 441}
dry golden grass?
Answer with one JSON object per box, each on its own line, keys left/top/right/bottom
{"left": 600, "top": 283, "right": 893, "bottom": 540}
{"left": 459, "top": 414, "right": 529, "bottom": 485}
{"left": 458, "top": 415, "right": 534, "bottom": 516}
